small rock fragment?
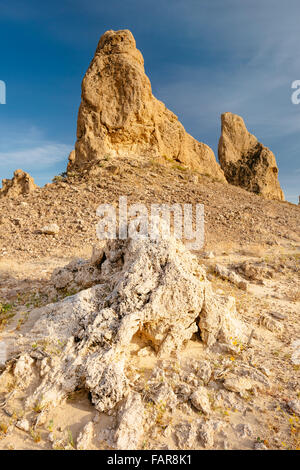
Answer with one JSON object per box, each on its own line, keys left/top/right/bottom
{"left": 288, "top": 400, "right": 300, "bottom": 417}
{"left": 77, "top": 422, "right": 94, "bottom": 450}
{"left": 114, "top": 392, "right": 145, "bottom": 450}
{"left": 215, "top": 264, "right": 248, "bottom": 291}
{"left": 235, "top": 423, "right": 253, "bottom": 439}
{"left": 190, "top": 387, "right": 211, "bottom": 415}
{"left": 41, "top": 224, "right": 60, "bottom": 235}
{"left": 175, "top": 422, "right": 197, "bottom": 448}
{"left": 254, "top": 441, "right": 268, "bottom": 450}
{"left": 223, "top": 374, "right": 253, "bottom": 396}
{"left": 259, "top": 314, "right": 284, "bottom": 333}
{"left": 198, "top": 420, "right": 214, "bottom": 448}
{"left": 16, "top": 419, "right": 30, "bottom": 432}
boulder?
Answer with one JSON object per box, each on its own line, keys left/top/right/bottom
{"left": 0, "top": 169, "right": 37, "bottom": 198}
{"left": 69, "top": 29, "right": 226, "bottom": 182}
{"left": 218, "top": 112, "right": 284, "bottom": 200}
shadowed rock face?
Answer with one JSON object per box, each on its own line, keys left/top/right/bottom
{"left": 0, "top": 169, "right": 37, "bottom": 198}
{"left": 218, "top": 112, "right": 284, "bottom": 201}
{"left": 68, "top": 29, "right": 226, "bottom": 182}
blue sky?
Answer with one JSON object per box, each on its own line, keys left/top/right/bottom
{"left": 0, "top": 0, "right": 299, "bottom": 203}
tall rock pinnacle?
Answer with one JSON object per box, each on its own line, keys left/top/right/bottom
{"left": 218, "top": 112, "right": 285, "bottom": 201}
{"left": 68, "top": 29, "right": 226, "bottom": 182}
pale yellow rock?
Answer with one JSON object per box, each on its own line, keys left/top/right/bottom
{"left": 190, "top": 386, "right": 211, "bottom": 415}
{"left": 0, "top": 169, "right": 37, "bottom": 198}
{"left": 218, "top": 112, "right": 284, "bottom": 200}
{"left": 69, "top": 29, "right": 226, "bottom": 182}
{"left": 223, "top": 374, "right": 253, "bottom": 396}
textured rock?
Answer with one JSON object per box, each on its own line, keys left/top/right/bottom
{"left": 221, "top": 362, "right": 270, "bottom": 398}
{"left": 76, "top": 422, "right": 94, "bottom": 450}
{"left": 0, "top": 169, "right": 37, "bottom": 198}
{"left": 190, "top": 386, "right": 211, "bottom": 414}
{"left": 175, "top": 421, "right": 197, "bottom": 448}
{"left": 40, "top": 224, "right": 60, "bottom": 235}
{"left": 259, "top": 314, "right": 284, "bottom": 334}
{"left": 51, "top": 258, "right": 102, "bottom": 290}
{"left": 15, "top": 419, "right": 30, "bottom": 433}
{"left": 254, "top": 441, "right": 268, "bottom": 450}
{"left": 218, "top": 112, "right": 284, "bottom": 200}
{"left": 199, "top": 286, "right": 248, "bottom": 347}
{"left": 235, "top": 423, "right": 253, "bottom": 439}
{"left": 114, "top": 392, "right": 145, "bottom": 449}
{"left": 2, "top": 226, "right": 247, "bottom": 417}
{"left": 0, "top": 341, "right": 6, "bottom": 368}
{"left": 69, "top": 29, "right": 225, "bottom": 182}
{"left": 198, "top": 420, "right": 214, "bottom": 448}
{"left": 223, "top": 374, "right": 254, "bottom": 396}
{"left": 291, "top": 339, "right": 300, "bottom": 365}
{"left": 215, "top": 264, "right": 248, "bottom": 291}
{"left": 194, "top": 360, "right": 212, "bottom": 384}
{"left": 13, "top": 353, "right": 35, "bottom": 389}
{"left": 288, "top": 400, "right": 300, "bottom": 417}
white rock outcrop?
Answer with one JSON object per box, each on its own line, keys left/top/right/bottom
{"left": 1, "top": 228, "right": 248, "bottom": 424}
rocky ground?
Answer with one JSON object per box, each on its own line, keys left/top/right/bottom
{"left": 0, "top": 156, "right": 299, "bottom": 451}
{"left": 0, "top": 154, "right": 299, "bottom": 261}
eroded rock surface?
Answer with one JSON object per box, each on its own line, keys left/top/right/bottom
{"left": 0, "top": 228, "right": 248, "bottom": 449}
{"left": 69, "top": 29, "right": 225, "bottom": 182}
{"left": 218, "top": 112, "right": 284, "bottom": 200}
{"left": 0, "top": 169, "right": 37, "bottom": 198}
{"left": 114, "top": 392, "right": 145, "bottom": 450}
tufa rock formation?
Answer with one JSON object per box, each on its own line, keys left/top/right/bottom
{"left": 218, "top": 112, "right": 284, "bottom": 201}
{"left": 68, "top": 29, "right": 226, "bottom": 182}
{"left": 1, "top": 225, "right": 247, "bottom": 442}
{"left": 0, "top": 169, "right": 37, "bottom": 198}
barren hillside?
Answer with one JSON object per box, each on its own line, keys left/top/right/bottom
{"left": 0, "top": 154, "right": 299, "bottom": 451}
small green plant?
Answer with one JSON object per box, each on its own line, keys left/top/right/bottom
{"left": 59, "top": 288, "right": 78, "bottom": 299}
{"left": 0, "top": 422, "right": 8, "bottom": 434}
{"left": 0, "top": 303, "right": 15, "bottom": 330}
{"left": 142, "top": 440, "right": 149, "bottom": 449}
{"left": 52, "top": 172, "right": 67, "bottom": 183}
{"left": 47, "top": 419, "right": 54, "bottom": 432}
{"left": 68, "top": 429, "right": 75, "bottom": 448}
{"left": 30, "top": 428, "right": 41, "bottom": 443}
{"left": 33, "top": 400, "right": 45, "bottom": 414}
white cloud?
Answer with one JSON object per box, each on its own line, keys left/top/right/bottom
{"left": 0, "top": 143, "right": 70, "bottom": 168}
{"left": 0, "top": 123, "right": 72, "bottom": 184}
